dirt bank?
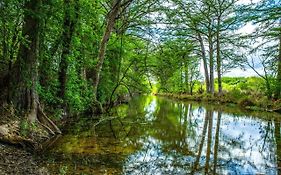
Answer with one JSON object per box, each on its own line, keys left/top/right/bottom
{"left": 0, "top": 143, "right": 49, "bottom": 175}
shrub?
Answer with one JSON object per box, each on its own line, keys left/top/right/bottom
{"left": 238, "top": 97, "right": 254, "bottom": 107}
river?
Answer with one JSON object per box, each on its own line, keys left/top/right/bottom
{"left": 40, "top": 95, "right": 281, "bottom": 175}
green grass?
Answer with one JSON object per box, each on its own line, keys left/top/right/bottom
{"left": 157, "top": 77, "right": 281, "bottom": 112}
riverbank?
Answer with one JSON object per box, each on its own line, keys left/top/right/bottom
{"left": 0, "top": 105, "right": 55, "bottom": 175}
{"left": 0, "top": 143, "right": 48, "bottom": 175}
{"left": 157, "top": 93, "right": 281, "bottom": 113}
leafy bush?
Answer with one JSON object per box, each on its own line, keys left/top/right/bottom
{"left": 238, "top": 97, "right": 254, "bottom": 107}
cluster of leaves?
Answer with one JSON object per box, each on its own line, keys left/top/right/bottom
{"left": 0, "top": 0, "right": 159, "bottom": 117}
{"left": 0, "top": 0, "right": 280, "bottom": 119}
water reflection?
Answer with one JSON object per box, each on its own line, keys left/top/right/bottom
{"left": 42, "top": 95, "right": 281, "bottom": 175}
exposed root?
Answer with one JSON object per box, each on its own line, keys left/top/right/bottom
{"left": 0, "top": 102, "right": 61, "bottom": 150}
{"left": 0, "top": 121, "right": 35, "bottom": 149}
{"left": 39, "top": 122, "right": 56, "bottom": 136}
{"left": 37, "top": 103, "right": 62, "bottom": 134}
{"left": 38, "top": 135, "right": 61, "bottom": 152}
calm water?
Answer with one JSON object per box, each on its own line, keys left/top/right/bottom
{"left": 41, "top": 95, "right": 281, "bottom": 175}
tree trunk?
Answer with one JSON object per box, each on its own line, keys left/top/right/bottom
{"left": 184, "top": 59, "right": 190, "bottom": 94}
{"left": 216, "top": 17, "right": 222, "bottom": 95}
{"left": 276, "top": 34, "right": 281, "bottom": 99}
{"left": 9, "top": 0, "right": 61, "bottom": 134}
{"left": 1, "top": 7, "right": 8, "bottom": 63}
{"left": 93, "top": 0, "right": 122, "bottom": 101}
{"left": 209, "top": 34, "right": 215, "bottom": 94}
{"left": 6, "top": 18, "right": 20, "bottom": 103}
{"left": 11, "top": 0, "right": 41, "bottom": 122}
{"left": 197, "top": 32, "right": 210, "bottom": 93}
{"left": 58, "top": 0, "right": 79, "bottom": 115}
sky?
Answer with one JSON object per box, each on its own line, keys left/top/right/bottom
{"left": 222, "top": 23, "right": 259, "bottom": 77}
{"left": 155, "top": 0, "right": 263, "bottom": 78}
{"left": 200, "top": 21, "right": 261, "bottom": 78}
{"left": 220, "top": 0, "right": 262, "bottom": 77}
{"left": 237, "top": 0, "right": 261, "bottom": 5}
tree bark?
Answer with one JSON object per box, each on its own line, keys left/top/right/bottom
{"left": 216, "top": 16, "right": 222, "bottom": 95}
{"left": 11, "top": 0, "right": 41, "bottom": 122}
{"left": 208, "top": 34, "right": 215, "bottom": 94}
{"left": 9, "top": 0, "right": 61, "bottom": 134}
{"left": 197, "top": 32, "right": 210, "bottom": 93}
{"left": 185, "top": 61, "right": 189, "bottom": 94}
{"left": 276, "top": 33, "right": 281, "bottom": 99}
{"left": 93, "top": 0, "right": 122, "bottom": 101}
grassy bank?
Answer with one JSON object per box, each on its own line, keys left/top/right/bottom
{"left": 157, "top": 92, "right": 281, "bottom": 113}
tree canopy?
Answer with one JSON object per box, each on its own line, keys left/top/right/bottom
{"left": 0, "top": 0, "right": 280, "bottom": 122}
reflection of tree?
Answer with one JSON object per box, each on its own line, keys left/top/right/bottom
{"left": 275, "top": 119, "right": 281, "bottom": 175}
{"left": 205, "top": 110, "right": 213, "bottom": 174}
{"left": 151, "top": 100, "right": 195, "bottom": 155}
{"left": 213, "top": 111, "right": 221, "bottom": 174}
{"left": 119, "top": 97, "right": 281, "bottom": 174}
{"left": 50, "top": 95, "right": 281, "bottom": 174}
{"left": 192, "top": 109, "right": 209, "bottom": 173}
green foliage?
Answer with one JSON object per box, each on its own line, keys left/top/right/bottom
{"left": 19, "top": 120, "right": 37, "bottom": 137}
{"left": 19, "top": 120, "right": 29, "bottom": 137}
{"left": 59, "top": 165, "right": 68, "bottom": 175}
{"left": 0, "top": 0, "right": 280, "bottom": 121}
{"left": 152, "top": 38, "right": 200, "bottom": 94}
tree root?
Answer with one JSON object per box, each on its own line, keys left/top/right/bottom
{"left": 38, "top": 135, "right": 61, "bottom": 152}
{"left": 37, "top": 103, "right": 61, "bottom": 135}
{"left": 0, "top": 122, "right": 35, "bottom": 149}
{"left": 0, "top": 102, "right": 62, "bottom": 150}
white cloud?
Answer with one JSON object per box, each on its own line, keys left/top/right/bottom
{"left": 236, "top": 0, "right": 261, "bottom": 5}
{"left": 236, "top": 23, "right": 256, "bottom": 35}
{"left": 224, "top": 67, "right": 264, "bottom": 77}
{"left": 199, "top": 61, "right": 264, "bottom": 78}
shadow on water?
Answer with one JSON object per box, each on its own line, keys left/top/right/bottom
{"left": 40, "top": 95, "right": 281, "bottom": 175}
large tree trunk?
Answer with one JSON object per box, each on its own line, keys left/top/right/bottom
{"left": 11, "top": 0, "right": 41, "bottom": 122}
{"left": 197, "top": 32, "right": 210, "bottom": 93}
{"left": 9, "top": 0, "right": 61, "bottom": 134}
{"left": 216, "top": 17, "right": 222, "bottom": 95}
{"left": 58, "top": 0, "right": 79, "bottom": 115}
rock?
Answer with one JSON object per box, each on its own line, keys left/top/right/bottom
{"left": 0, "top": 126, "right": 9, "bottom": 136}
